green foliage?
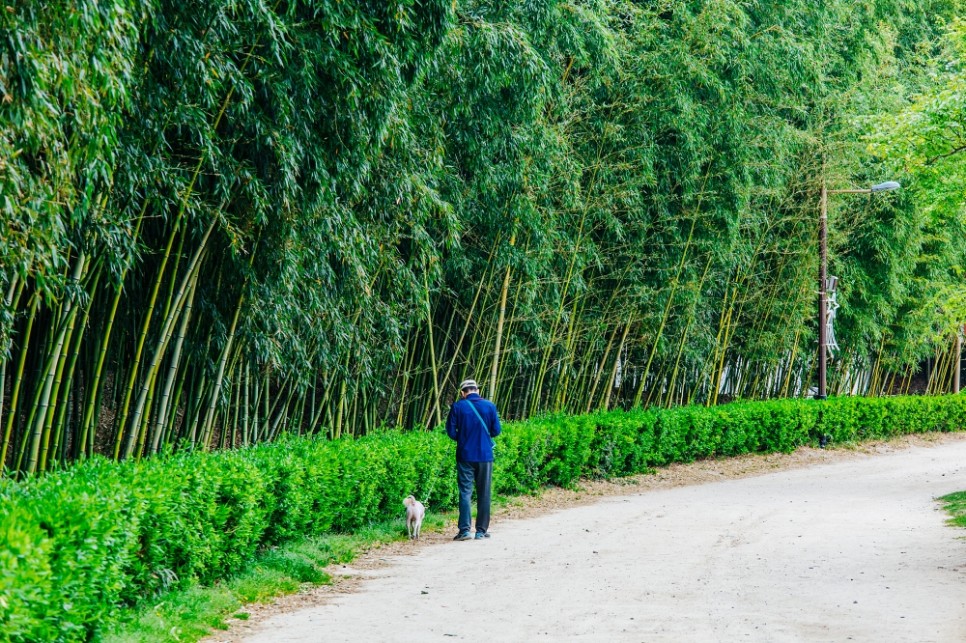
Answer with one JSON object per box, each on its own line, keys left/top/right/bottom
{"left": 2, "top": 0, "right": 963, "bottom": 475}
{"left": 861, "top": 16, "right": 966, "bottom": 369}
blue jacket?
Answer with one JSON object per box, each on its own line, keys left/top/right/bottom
{"left": 445, "top": 393, "right": 502, "bottom": 463}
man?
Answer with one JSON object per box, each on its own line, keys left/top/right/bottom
{"left": 446, "top": 378, "right": 502, "bottom": 541}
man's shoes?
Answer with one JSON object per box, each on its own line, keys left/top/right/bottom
{"left": 453, "top": 531, "right": 472, "bottom": 541}
{"left": 474, "top": 531, "right": 490, "bottom": 539}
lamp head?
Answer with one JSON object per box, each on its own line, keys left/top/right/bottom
{"left": 870, "top": 181, "right": 900, "bottom": 193}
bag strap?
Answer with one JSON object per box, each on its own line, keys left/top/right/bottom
{"left": 463, "top": 398, "right": 495, "bottom": 447}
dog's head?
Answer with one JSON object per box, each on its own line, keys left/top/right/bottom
{"left": 403, "top": 495, "right": 416, "bottom": 508}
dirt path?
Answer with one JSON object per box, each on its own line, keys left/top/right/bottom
{"left": 208, "top": 433, "right": 966, "bottom": 642}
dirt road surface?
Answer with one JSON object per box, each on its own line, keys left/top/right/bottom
{"left": 213, "top": 434, "right": 966, "bottom": 642}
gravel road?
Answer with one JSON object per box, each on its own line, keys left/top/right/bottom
{"left": 217, "top": 436, "right": 966, "bottom": 642}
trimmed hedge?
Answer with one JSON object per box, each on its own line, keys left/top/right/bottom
{"left": 1, "top": 394, "right": 964, "bottom": 641}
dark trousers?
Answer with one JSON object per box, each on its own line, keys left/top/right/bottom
{"left": 457, "top": 460, "right": 492, "bottom": 534}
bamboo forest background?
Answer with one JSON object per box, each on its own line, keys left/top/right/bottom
{"left": 2, "top": 0, "right": 965, "bottom": 475}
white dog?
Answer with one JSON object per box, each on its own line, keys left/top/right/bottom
{"left": 403, "top": 495, "right": 425, "bottom": 541}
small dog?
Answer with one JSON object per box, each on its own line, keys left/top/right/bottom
{"left": 403, "top": 495, "right": 425, "bottom": 541}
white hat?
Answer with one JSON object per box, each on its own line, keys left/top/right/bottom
{"left": 459, "top": 379, "right": 479, "bottom": 391}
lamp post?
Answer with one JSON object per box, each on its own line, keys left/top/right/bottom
{"left": 816, "top": 180, "right": 901, "bottom": 400}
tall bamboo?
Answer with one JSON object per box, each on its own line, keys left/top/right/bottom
{"left": 586, "top": 321, "right": 621, "bottom": 413}
{"left": 199, "top": 263, "right": 246, "bottom": 447}
{"left": 45, "top": 271, "right": 100, "bottom": 470}
{"left": 423, "top": 269, "right": 442, "bottom": 428}
{"left": 114, "top": 29, "right": 262, "bottom": 458}
{"left": 431, "top": 250, "right": 495, "bottom": 422}
{"left": 489, "top": 229, "right": 516, "bottom": 401}
{"left": 26, "top": 251, "right": 87, "bottom": 474}
{"left": 494, "top": 256, "right": 527, "bottom": 413}
{"left": 531, "top": 205, "right": 591, "bottom": 415}
{"left": 395, "top": 335, "right": 416, "bottom": 428}
{"left": 0, "top": 293, "right": 37, "bottom": 471}
{"left": 631, "top": 200, "right": 709, "bottom": 408}
{"left": 955, "top": 329, "right": 962, "bottom": 394}
{"left": 149, "top": 272, "right": 199, "bottom": 454}
{"left": 601, "top": 318, "right": 632, "bottom": 411}
{"left": 0, "top": 276, "right": 23, "bottom": 451}
{"left": 123, "top": 221, "right": 214, "bottom": 458}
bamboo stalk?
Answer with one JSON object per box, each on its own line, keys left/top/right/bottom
{"left": 114, "top": 28, "right": 263, "bottom": 458}
{"left": 242, "top": 362, "right": 252, "bottom": 444}
{"left": 955, "top": 330, "right": 962, "bottom": 394}
{"left": 925, "top": 347, "right": 941, "bottom": 394}
{"left": 489, "top": 230, "right": 517, "bottom": 401}
{"left": 941, "top": 337, "right": 955, "bottom": 393}
{"left": 932, "top": 340, "right": 954, "bottom": 394}
{"left": 494, "top": 258, "right": 526, "bottom": 413}
{"left": 0, "top": 277, "right": 24, "bottom": 462}
{"left": 901, "top": 365, "right": 913, "bottom": 396}
{"left": 79, "top": 210, "right": 149, "bottom": 453}
{"left": 46, "top": 270, "right": 100, "bottom": 470}
{"left": 122, "top": 222, "right": 214, "bottom": 458}
{"left": 213, "top": 348, "right": 243, "bottom": 447}
{"left": 1, "top": 293, "right": 37, "bottom": 472}
{"left": 433, "top": 259, "right": 493, "bottom": 420}
{"left": 185, "top": 367, "right": 209, "bottom": 446}
{"left": 199, "top": 271, "right": 246, "bottom": 448}
{"left": 664, "top": 252, "right": 713, "bottom": 407}
{"left": 712, "top": 210, "right": 812, "bottom": 403}
{"left": 885, "top": 368, "right": 899, "bottom": 396}
{"left": 632, "top": 214, "right": 699, "bottom": 408}
{"left": 333, "top": 379, "right": 347, "bottom": 439}
{"left": 585, "top": 320, "right": 621, "bottom": 413}
{"left": 533, "top": 209, "right": 590, "bottom": 414}
{"left": 553, "top": 280, "right": 584, "bottom": 413}
{"left": 291, "top": 381, "right": 306, "bottom": 436}
{"left": 113, "top": 217, "right": 185, "bottom": 458}
{"left": 43, "top": 264, "right": 102, "bottom": 467}
{"left": 780, "top": 327, "right": 803, "bottom": 398}
{"left": 868, "top": 334, "right": 887, "bottom": 396}
{"left": 0, "top": 274, "right": 24, "bottom": 422}
{"left": 27, "top": 251, "right": 87, "bottom": 475}
{"left": 601, "top": 318, "right": 632, "bottom": 411}
{"left": 260, "top": 367, "right": 269, "bottom": 441}
{"left": 644, "top": 362, "right": 670, "bottom": 408}
{"left": 267, "top": 384, "right": 296, "bottom": 442}
{"left": 710, "top": 280, "right": 739, "bottom": 406}
{"left": 423, "top": 269, "right": 442, "bottom": 428}
{"left": 308, "top": 383, "right": 328, "bottom": 436}
{"left": 395, "top": 334, "right": 416, "bottom": 428}
{"left": 664, "top": 310, "right": 697, "bottom": 409}
{"left": 149, "top": 271, "right": 199, "bottom": 454}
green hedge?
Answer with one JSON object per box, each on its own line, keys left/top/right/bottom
{"left": 1, "top": 394, "right": 964, "bottom": 641}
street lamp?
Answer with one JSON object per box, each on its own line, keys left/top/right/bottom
{"left": 816, "top": 179, "right": 901, "bottom": 400}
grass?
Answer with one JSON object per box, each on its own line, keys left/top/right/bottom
{"left": 940, "top": 491, "right": 966, "bottom": 530}
{"left": 104, "top": 510, "right": 452, "bottom": 643}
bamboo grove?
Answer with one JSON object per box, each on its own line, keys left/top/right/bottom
{"left": 1, "top": 0, "right": 964, "bottom": 474}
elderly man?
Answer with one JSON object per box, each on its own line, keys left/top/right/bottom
{"left": 446, "top": 378, "right": 502, "bottom": 541}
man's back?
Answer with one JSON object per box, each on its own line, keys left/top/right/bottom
{"left": 446, "top": 392, "right": 501, "bottom": 462}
